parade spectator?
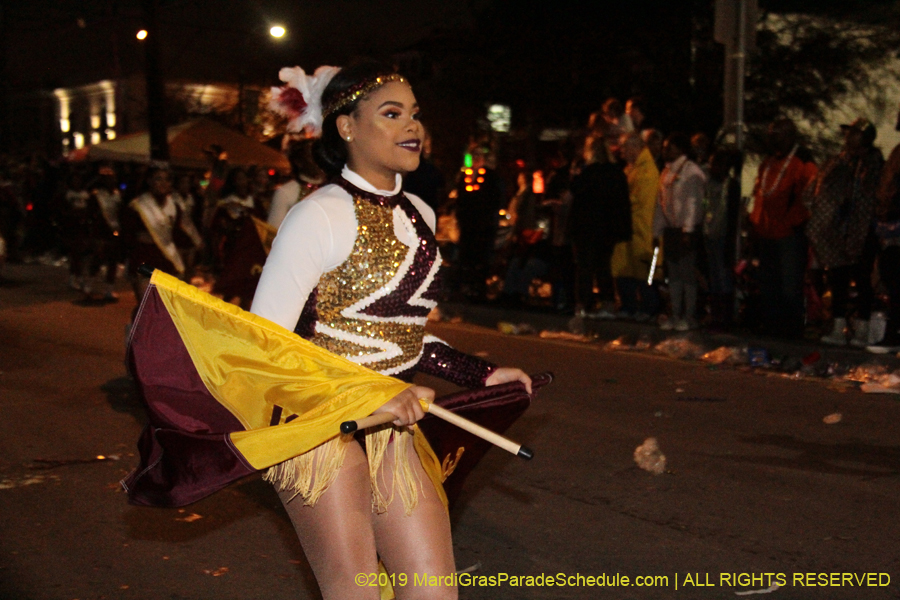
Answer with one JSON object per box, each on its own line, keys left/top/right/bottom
{"left": 612, "top": 132, "right": 660, "bottom": 321}
{"left": 0, "top": 162, "right": 22, "bottom": 264}
{"left": 250, "top": 165, "right": 275, "bottom": 217}
{"left": 500, "top": 171, "right": 550, "bottom": 308}
{"left": 642, "top": 129, "right": 665, "bottom": 173}
{"left": 702, "top": 148, "right": 741, "bottom": 330}
{"left": 543, "top": 149, "right": 576, "bottom": 312}
{"left": 404, "top": 127, "right": 446, "bottom": 212}
{"left": 870, "top": 106, "right": 900, "bottom": 353}
{"left": 209, "top": 167, "right": 265, "bottom": 272}
{"left": 749, "top": 118, "right": 817, "bottom": 338}
{"left": 653, "top": 132, "right": 706, "bottom": 330}
{"left": 625, "top": 96, "right": 649, "bottom": 131}
{"left": 601, "top": 98, "right": 634, "bottom": 136}
{"left": 172, "top": 171, "right": 203, "bottom": 273}
{"left": 61, "top": 170, "right": 92, "bottom": 292}
{"left": 172, "top": 172, "right": 199, "bottom": 228}
{"left": 807, "top": 118, "right": 883, "bottom": 347}
{"left": 691, "top": 132, "right": 712, "bottom": 169}
{"left": 454, "top": 146, "right": 503, "bottom": 301}
{"left": 570, "top": 135, "right": 632, "bottom": 318}
{"left": 86, "top": 166, "right": 122, "bottom": 301}
{"left": 267, "top": 138, "right": 326, "bottom": 230}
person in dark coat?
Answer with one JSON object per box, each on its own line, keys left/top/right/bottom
{"left": 569, "top": 135, "right": 632, "bottom": 317}
{"left": 454, "top": 148, "right": 503, "bottom": 300}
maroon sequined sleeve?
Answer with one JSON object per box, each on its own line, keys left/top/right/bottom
{"left": 417, "top": 336, "right": 497, "bottom": 388}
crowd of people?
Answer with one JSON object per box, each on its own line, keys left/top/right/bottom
{"left": 0, "top": 141, "right": 327, "bottom": 311}
{"left": 2, "top": 96, "right": 900, "bottom": 355}
{"left": 435, "top": 99, "right": 900, "bottom": 355}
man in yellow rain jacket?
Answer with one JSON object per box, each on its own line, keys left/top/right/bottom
{"left": 612, "top": 132, "right": 660, "bottom": 321}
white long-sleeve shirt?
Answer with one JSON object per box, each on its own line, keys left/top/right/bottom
{"left": 653, "top": 155, "right": 706, "bottom": 236}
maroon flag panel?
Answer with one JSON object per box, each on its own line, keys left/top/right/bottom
{"left": 122, "top": 288, "right": 255, "bottom": 507}
{"left": 419, "top": 373, "right": 552, "bottom": 507}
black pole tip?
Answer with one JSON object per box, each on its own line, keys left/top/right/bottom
{"left": 340, "top": 421, "right": 358, "bottom": 434}
{"left": 137, "top": 264, "right": 155, "bottom": 278}
{"left": 517, "top": 446, "right": 534, "bottom": 460}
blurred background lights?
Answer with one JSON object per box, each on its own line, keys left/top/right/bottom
{"left": 487, "top": 104, "right": 511, "bottom": 133}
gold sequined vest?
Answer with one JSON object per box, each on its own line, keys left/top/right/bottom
{"left": 294, "top": 178, "right": 441, "bottom": 380}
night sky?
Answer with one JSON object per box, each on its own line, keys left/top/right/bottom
{"left": 5, "top": 0, "right": 899, "bottom": 161}
{"left": 5, "top": 0, "right": 472, "bottom": 89}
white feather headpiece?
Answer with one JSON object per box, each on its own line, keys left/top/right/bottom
{"left": 268, "top": 65, "right": 340, "bottom": 137}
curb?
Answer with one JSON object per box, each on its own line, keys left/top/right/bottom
{"left": 436, "top": 301, "right": 900, "bottom": 375}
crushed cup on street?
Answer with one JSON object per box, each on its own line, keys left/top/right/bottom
{"left": 860, "top": 371, "right": 900, "bottom": 394}
{"left": 823, "top": 412, "right": 842, "bottom": 424}
{"left": 845, "top": 364, "right": 889, "bottom": 383}
{"left": 540, "top": 330, "right": 591, "bottom": 343}
{"left": 701, "top": 345, "right": 748, "bottom": 365}
{"left": 634, "top": 437, "right": 666, "bottom": 475}
{"left": 604, "top": 336, "right": 632, "bottom": 351}
{"left": 654, "top": 338, "right": 703, "bottom": 360}
{"left": 496, "top": 322, "right": 534, "bottom": 335}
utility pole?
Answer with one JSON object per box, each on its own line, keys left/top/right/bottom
{"left": 143, "top": 0, "right": 169, "bottom": 162}
{"left": 715, "top": 0, "right": 757, "bottom": 151}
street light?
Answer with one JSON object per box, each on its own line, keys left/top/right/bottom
{"left": 269, "top": 25, "right": 286, "bottom": 39}
{"left": 136, "top": 29, "right": 148, "bottom": 40}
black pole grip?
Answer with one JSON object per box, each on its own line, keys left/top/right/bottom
{"left": 340, "top": 421, "right": 359, "bottom": 434}
{"left": 137, "top": 264, "right": 155, "bottom": 278}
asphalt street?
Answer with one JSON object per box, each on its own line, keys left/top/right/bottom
{"left": 1, "top": 263, "right": 899, "bottom": 600}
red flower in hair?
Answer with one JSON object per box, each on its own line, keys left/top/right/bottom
{"left": 277, "top": 86, "right": 307, "bottom": 118}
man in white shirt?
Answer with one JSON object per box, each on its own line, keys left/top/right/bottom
{"left": 653, "top": 132, "right": 707, "bottom": 330}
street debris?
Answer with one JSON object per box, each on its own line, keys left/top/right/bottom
{"left": 701, "top": 346, "right": 749, "bottom": 365}
{"left": 735, "top": 583, "right": 781, "bottom": 595}
{"left": 33, "top": 455, "right": 120, "bottom": 469}
{"left": 176, "top": 513, "right": 203, "bottom": 523}
{"left": 748, "top": 347, "right": 771, "bottom": 367}
{"left": 634, "top": 437, "right": 667, "bottom": 475}
{"left": 823, "top": 412, "right": 843, "bottom": 424}
{"left": 497, "top": 321, "right": 535, "bottom": 335}
{"left": 654, "top": 338, "right": 704, "bottom": 360}
{"left": 0, "top": 474, "right": 60, "bottom": 490}
{"left": 539, "top": 330, "right": 592, "bottom": 343}
{"left": 603, "top": 335, "right": 653, "bottom": 352}
{"left": 846, "top": 364, "right": 889, "bottom": 382}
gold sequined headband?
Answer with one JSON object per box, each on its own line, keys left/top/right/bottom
{"left": 322, "top": 74, "right": 407, "bottom": 119}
